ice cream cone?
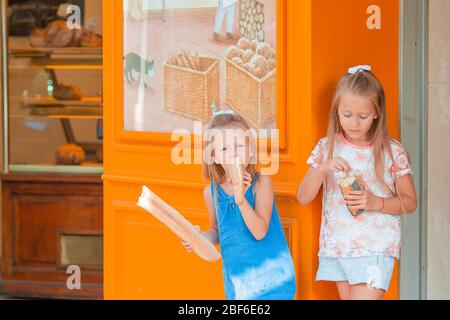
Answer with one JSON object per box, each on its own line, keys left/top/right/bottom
{"left": 337, "top": 170, "right": 364, "bottom": 217}
{"left": 228, "top": 156, "right": 245, "bottom": 200}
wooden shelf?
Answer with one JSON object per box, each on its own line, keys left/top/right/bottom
{"left": 6, "top": 164, "right": 103, "bottom": 175}
{"left": 24, "top": 96, "right": 102, "bottom": 107}
{"left": 29, "top": 106, "right": 102, "bottom": 118}
{"left": 8, "top": 36, "right": 102, "bottom": 61}
{"left": 12, "top": 96, "right": 103, "bottom": 118}
{"left": 9, "top": 47, "right": 102, "bottom": 56}
{"left": 9, "top": 64, "right": 102, "bottom": 70}
{"left": 8, "top": 39, "right": 103, "bottom": 68}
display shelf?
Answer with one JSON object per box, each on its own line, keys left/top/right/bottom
{"left": 9, "top": 164, "right": 103, "bottom": 175}
{"left": 29, "top": 106, "right": 102, "bottom": 117}
{"left": 21, "top": 96, "right": 103, "bottom": 107}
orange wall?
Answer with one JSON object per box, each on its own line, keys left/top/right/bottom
{"left": 103, "top": 0, "right": 400, "bottom": 300}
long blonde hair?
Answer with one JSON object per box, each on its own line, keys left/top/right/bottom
{"left": 202, "top": 113, "right": 259, "bottom": 209}
{"left": 327, "top": 69, "right": 398, "bottom": 195}
{"left": 202, "top": 113, "right": 257, "bottom": 185}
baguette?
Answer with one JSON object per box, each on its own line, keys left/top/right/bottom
{"left": 179, "top": 51, "right": 191, "bottom": 68}
{"left": 186, "top": 52, "right": 198, "bottom": 70}
{"left": 137, "top": 186, "right": 221, "bottom": 262}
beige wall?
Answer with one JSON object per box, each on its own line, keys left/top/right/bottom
{"left": 0, "top": 8, "right": 3, "bottom": 258}
{"left": 427, "top": 0, "right": 450, "bottom": 300}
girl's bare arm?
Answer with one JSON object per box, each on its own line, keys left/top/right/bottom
{"left": 345, "top": 174, "right": 418, "bottom": 215}
{"left": 297, "top": 157, "right": 351, "bottom": 205}
{"left": 202, "top": 186, "right": 220, "bottom": 245}
{"left": 238, "top": 175, "right": 274, "bottom": 240}
{"left": 297, "top": 167, "right": 327, "bottom": 205}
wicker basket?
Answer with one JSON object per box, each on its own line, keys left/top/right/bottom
{"left": 225, "top": 58, "right": 276, "bottom": 128}
{"left": 163, "top": 56, "right": 220, "bottom": 122}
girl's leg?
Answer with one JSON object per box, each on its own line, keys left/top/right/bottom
{"left": 336, "top": 281, "right": 351, "bottom": 300}
{"left": 225, "top": 2, "right": 236, "bottom": 34}
{"left": 349, "top": 283, "right": 385, "bottom": 300}
{"left": 214, "top": 0, "right": 226, "bottom": 34}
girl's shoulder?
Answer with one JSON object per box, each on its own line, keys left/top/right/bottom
{"left": 254, "top": 173, "right": 274, "bottom": 197}
{"left": 255, "top": 173, "right": 272, "bottom": 187}
{"left": 204, "top": 184, "right": 213, "bottom": 201}
{"left": 387, "top": 138, "right": 409, "bottom": 157}
{"left": 317, "top": 136, "right": 330, "bottom": 145}
{"left": 311, "top": 136, "right": 330, "bottom": 151}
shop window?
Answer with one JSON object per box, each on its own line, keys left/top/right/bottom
{"left": 2, "top": 0, "right": 103, "bottom": 174}
{"left": 122, "top": 0, "right": 277, "bottom": 134}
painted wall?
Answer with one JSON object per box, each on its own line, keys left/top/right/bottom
{"left": 427, "top": 0, "right": 450, "bottom": 300}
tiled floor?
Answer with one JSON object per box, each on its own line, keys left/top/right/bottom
{"left": 123, "top": 5, "right": 277, "bottom": 133}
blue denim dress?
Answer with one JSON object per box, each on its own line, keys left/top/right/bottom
{"left": 211, "top": 175, "right": 296, "bottom": 300}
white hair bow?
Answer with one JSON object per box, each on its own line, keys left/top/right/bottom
{"left": 348, "top": 65, "right": 372, "bottom": 74}
{"left": 211, "top": 103, "right": 235, "bottom": 117}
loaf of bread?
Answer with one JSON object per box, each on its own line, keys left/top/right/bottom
{"left": 137, "top": 186, "right": 222, "bottom": 262}
{"left": 29, "top": 28, "right": 47, "bottom": 47}
{"left": 80, "top": 29, "right": 103, "bottom": 47}
{"left": 29, "top": 20, "right": 102, "bottom": 48}
{"left": 55, "top": 144, "right": 85, "bottom": 165}
{"left": 53, "top": 84, "right": 82, "bottom": 101}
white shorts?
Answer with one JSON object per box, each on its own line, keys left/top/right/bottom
{"left": 316, "top": 255, "right": 395, "bottom": 291}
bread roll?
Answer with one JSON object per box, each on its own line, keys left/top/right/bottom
{"left": 267, "top": 59, "right": 276, "bottom": 72}
{"left": 55, "top": 144, "right": 85, "bottom": 165}
{"left": 53, "top": 84, "right": 82, "bottom": 100}
{"left": 231, "top": 57, "right": 244, "bottom": 66}
{"left": 241, "top": 49, "right": 254, "bottom": 63}
{"left": 250, "top": 54, "right": 268, "bottom": 77}
{"left": 250, "top": 39, "right": 259, "bottom": 52}
{"left": 226, "top": 45, "right": 242, "bottom": 60}
{"left": 256, "top": 42, "right": 272, "bottom": 60}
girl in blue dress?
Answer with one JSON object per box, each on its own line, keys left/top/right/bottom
{"left": 182, "top": 113, "right": 296, "bottom": 300}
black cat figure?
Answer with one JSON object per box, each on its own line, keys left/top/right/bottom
{"left": 123, "top": 52, "right": 155, "bottom": 88}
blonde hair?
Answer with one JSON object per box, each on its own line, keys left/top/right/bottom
{"left": 202, "top": 113, "right": 257, "bottom": 185}
{"left": 327, "top": 69, "right": 401, "bottom": 197}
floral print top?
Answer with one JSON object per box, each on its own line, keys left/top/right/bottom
{"left": 307, "top": 133, "right": 413, "bottom": 259}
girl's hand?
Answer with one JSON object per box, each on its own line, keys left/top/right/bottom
{"left": 243, "top": 171, "right": 252, "bottom": 188}
{"left": 344, "top": 182, "right": 382, "bottom": 212}
{"left": 233, "top": 171, "right": 252, "bottom": 206}
{"left": 181, "top": 225, "right": 201, "bottom": 253}
{"left": 319, "top": 157, "right": 351, "bottom": 174}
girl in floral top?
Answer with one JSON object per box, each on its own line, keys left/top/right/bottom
{"left": 297, "top": 65, "right": 417, "bottom": 300}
